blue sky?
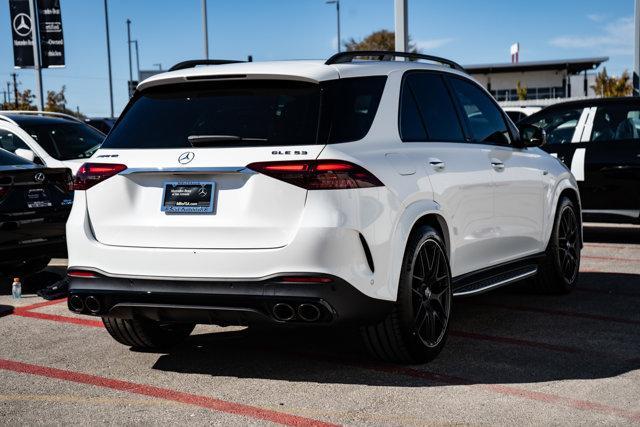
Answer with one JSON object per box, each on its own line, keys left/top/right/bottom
{"left": 0, "top": 0, "right": 636, "bottom": 116}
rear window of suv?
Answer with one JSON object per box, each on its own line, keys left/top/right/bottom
{"left": 103, "top": 77, "right": 387, "bottom": 149}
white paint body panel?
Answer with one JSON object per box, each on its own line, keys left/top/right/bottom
{"left": 67, "top": 61, "right": 580, "bottom": 302}
{"left": 0, "top": 120, "right": 85, "bottom": 175}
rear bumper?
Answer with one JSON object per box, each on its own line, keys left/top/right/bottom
{"left": 68, "top": 274, "right": 393, "bottom": 326}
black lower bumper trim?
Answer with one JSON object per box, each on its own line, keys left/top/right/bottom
{"left": 68, "top": 274, "right": 393, "bottom": 326}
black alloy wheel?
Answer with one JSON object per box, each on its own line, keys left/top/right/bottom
{"left": 410, "top": 239, "right": 451, "bottom": 348}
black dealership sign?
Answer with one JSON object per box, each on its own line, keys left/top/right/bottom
{"left": 9, "top": 0, "right": 65, "bottom": 68}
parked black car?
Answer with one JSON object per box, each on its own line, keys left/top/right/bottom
{"left": 0, "top": 149, "right": 73, "bottom": 276}
{"left": 521, "top": 97, "right": 640, "bottom": 224}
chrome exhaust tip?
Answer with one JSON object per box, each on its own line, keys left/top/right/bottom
{"left": 272, "top": 303, "right": 295, "bottom": 322}
{"left": 84, "top": 296, "right": 101, "bottom": 314}
{"left": 68, "top": 295, "right": 84, "bottom": 313}
{"left": 297, "top": 303, "right": 321, "bottom": 322}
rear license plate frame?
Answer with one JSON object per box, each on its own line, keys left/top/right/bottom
{"left": 161, "top": 181, "right": 215, "bottom": 214}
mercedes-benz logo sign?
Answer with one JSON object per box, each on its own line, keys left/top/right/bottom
{"left": 178, "top": 151, "right": 195, "bottom": 164}
{"left": 198, "top": 187, "right": 208, "bottom": 197}
{"left": 13, "top": 13, "right": 32, "bottom": 37}
{"left": 34, "top": 172, "right": 45, "bottom": 182}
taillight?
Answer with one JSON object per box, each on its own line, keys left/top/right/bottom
{"left": 67, "top": 270, "right": 100, "bottom": 278}
{"left": 0, "top": 186, "right": 8, "bottom": 199}
{"left": 247, "top": 160, "right": 383, "bottom": 190}
{"left": 73, "top": 163, "right": 127, "bottom": 190}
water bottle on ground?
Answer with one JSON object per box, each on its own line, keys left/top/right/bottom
{"left": 12, "top": 277, "right": 21, "bottom": 300}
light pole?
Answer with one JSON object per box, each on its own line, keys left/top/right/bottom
{"left": 28, "top": 0, "right": 44, "bottom": 110}
{"left": 202, "top": 0, "right": 209, "bottom": 59}
{"left": 326, "top": 0, "right": 341, "bottom": 52}
{"left": 126, "top": 19, "right": 133, "bottom": 97}
{"left": 131, "top": 40, "right": 140, "bottom": 80}
{"left": 394, "top": 0, "right": 408, "bottom": 54}
{"left": 104, "top": 0, "right": 114, "bottom": 118}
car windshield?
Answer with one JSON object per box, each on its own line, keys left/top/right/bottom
{"left": 20, "top": 122, "right": 105, "bottom": 161}
{"left": 102, "top": 77, "right": 387, "bottom": 149}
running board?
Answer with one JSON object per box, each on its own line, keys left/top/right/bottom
{"left": 452, "top": 265, "right": 538, "bottom": 297}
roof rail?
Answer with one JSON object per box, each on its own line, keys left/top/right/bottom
{"left": 0, "top": 114, "right": 18, "bottom": 125}
{"left": 325, "top": 51, "right": 465, "bottom": 72}
{"left": 168, "top": 59, "right": 245, "bottom": 72}
{"left": 0, "top": 110, "right": 84, "bottom": 123}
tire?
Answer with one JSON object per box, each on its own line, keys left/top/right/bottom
{"left": 534, "top": 196, "right": 581, "bottom": 294}
{"left": 361, "top": 225, "right": 452, "bottom": 364}
{"left": 102, "top": 317, "right": 195, "bottom": 349}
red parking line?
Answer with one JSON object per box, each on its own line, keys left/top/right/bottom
{"left": 15, "top": 298, "right": 67, "bottom": 313}
{"left": 15, "top": 310, "right": 104, "bottom": 328}
{"left": 450, "top": 330, "right": 579, "bottom": 353}
{"left": 480, "top": 302, "right": 640, "bottom": 326}
{"left": 322, "top": 356, "right": 640, "bottom": 423}
{"left": 0, "top": 358, "right": 337, "bottom": 427}
{"left": 582, "top": 255, "right": 640, "bottom": 263}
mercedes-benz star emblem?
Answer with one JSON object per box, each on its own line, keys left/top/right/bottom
{"left": 13, "top": 13, "right": 32, "bottom": 37}
{"left": 198, "top": 187, "right": 208, "bottom": 197}
{"left": 178, "top": 151, "right": 195, "bottom": 164}
{"left": 34, "top": 172, "right": 45, "bottom": 182}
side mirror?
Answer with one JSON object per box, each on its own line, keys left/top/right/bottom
{"left": 518, "top": 124, "right": 547, "bottom": 148}
{"left": 14, "top": 148, "right": 35, "bottom": 162}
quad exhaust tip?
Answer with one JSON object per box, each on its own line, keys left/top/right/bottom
{"left": 297, "top": 303, "right": 321, "bottom": 322}
{"left": 84, "top": 296, "right": 101, "bottom": 314}
{"left": 69, "top": 295, "right": 84, "bottom": 313}
{"left": 272, "top": 303, "right": 295, "bottom": 322}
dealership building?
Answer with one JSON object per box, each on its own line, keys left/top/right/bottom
{"left": 464, "top": 57, "right": 609, "bottom": 102}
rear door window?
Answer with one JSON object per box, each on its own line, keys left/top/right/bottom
{"left": 588, "top": 104, "right": 640, "bottom": 142}
{"left": 449, "top": 77, "right": 512, "bottom": 145}
{"left": 399, "top": 72, "right": 465, "bottom": 142}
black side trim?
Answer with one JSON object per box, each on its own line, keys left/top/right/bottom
{"left": 452, "top": 253, "right": 545, "bottom": 294}
{"left": 358, "top": 233, "right": 375, "bottom": 273}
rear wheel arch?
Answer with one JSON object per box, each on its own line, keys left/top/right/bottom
{"left": 554, "top": 186, "right": 583, "bottom": 247}
{"left": 409, "top": 213, "right": 450, "bottom": 260}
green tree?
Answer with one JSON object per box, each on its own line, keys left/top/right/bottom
{"left": 591, "top": 68, "right": 632, "bottom": 97}
{"left": 0, "top": 88, "right": 36, "bottom": 110}
{"left": 344, "top": 29, "right": 417, "bottom": 53}
{"left": 516, "top": 81, "right": 527, "bottom": 101}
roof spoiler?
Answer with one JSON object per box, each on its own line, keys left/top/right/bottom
{"left": 168, "top": 59, "right": 247, "bottom": 72}
{"left": 325, "top": 51, "right": 465, "bottom": 72}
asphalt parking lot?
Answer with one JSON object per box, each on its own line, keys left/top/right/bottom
{"left": 0, "top": 224, "right": 639, "bottom": 426}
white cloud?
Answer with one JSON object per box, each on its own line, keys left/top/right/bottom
{"left": 549, "top": 16, "right": 634, "bottom": 55}
{"left": 414, "top": 38, "right": 455, "bottom": 51}
{"left": 587, "top": 13, "right": 607, "bottom": 22}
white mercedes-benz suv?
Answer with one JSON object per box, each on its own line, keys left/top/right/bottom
{"left": 66, "top": 52, "right": 582, "bottom": 363}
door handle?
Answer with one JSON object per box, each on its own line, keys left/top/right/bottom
{"left": 428, "top": 158, "right": 445, "bottom": 172}
{"left": 490, "top": 159, "right": 505, "bottom": 172}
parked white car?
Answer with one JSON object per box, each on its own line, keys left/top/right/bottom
{"left": 65, "top": 52, "right": 582, "bottom": 363}
{"left": 0, "top": 111, "right": 105, "bottom": 175}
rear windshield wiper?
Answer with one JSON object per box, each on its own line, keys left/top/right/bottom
{"left": 187, "top": 134, "right": 267, "bottom": 147}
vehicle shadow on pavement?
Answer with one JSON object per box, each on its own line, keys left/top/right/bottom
{"left": 0, "top": 269, "right": 63, "bottom": 296}
{"left": 151, "top": 270, "right": 640, "bottom": 387}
